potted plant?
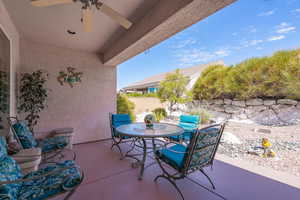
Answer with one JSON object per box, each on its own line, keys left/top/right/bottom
{"left": 18, "top": 70, "right": 49, "bottom": 131}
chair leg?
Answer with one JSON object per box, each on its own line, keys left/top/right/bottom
{"left": 155, "top": 174, "right": 185, "bottom": 200}
{"left": 154, "top": 157, "right": 185, "bottom": 200}
{"left": 111, "top": 138, "right": 123, "bottom": 158}
{"left": 199, "top": 169, "right": 216, "bottom": 189}
{"left": 64, "top": 188, "right": 77, "bottom": 200}
{"left": 121, "top": 138, "right": 137, "bottom": 160}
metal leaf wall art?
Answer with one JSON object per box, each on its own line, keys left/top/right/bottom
{"left": 57, "top": 67, "right": 83, "bottom": 88}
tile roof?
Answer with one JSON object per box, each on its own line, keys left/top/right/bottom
{"left": 122, "top": 61, "right": 224, "bottom": 90}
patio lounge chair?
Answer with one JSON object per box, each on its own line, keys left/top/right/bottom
{"left": 0, "top": 136, "right": 84, "bottom": 200}
{"left": 168, "top": 115, "right": 200, "bottom": 142}
{"left": 109, "top": 113, "right": 135, "bottom": 158}
{"left": 8, "top": 117, "right": 75, "bottom": 162}
{"left": 154, "top": 123, "right": 225, "bottom": 200}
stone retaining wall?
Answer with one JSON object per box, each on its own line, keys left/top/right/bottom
{"left": 186, "top": 98, "right": 300, "bottom": 126}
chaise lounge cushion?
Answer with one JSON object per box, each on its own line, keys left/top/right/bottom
{"left": 0, "top": 156, "right": 23, "bottom": 200}
{"left": 156, "top": 144, "right": 187, "bottom": 171}
{"left": 12, "top": 122, "right": 38, "bottom": 149}
{"left": 18, "top": 160, "right": 82, "bottom": 200}
{"left": 38, "top": 136, "right": 68, "bottom": 153}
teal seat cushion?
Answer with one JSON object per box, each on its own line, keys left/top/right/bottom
{"left": 156, "top": 144, "right": 187, "bottom": 170}
{"left": 12, "top": 122, "right": 38, "bottom": 149}
{"left": 38, "top": 136, "right": 68, "bottom": 153}
{"left": 0, "top": 156, "right": 23, "bottom": 200}
{"left": 18, "top": 160, "right": 82, "bottom": 200}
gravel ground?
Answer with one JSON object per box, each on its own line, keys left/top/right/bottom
{"left": 217, "top": 121, "right": 300, "bottom": 177}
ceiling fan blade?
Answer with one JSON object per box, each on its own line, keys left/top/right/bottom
{"left": 82, "top": 7, "right": 93, "bottom": 32}
{"left": 98, "top": 3, "right": 133, "bottom": 29}
{"left": 31, "top": 0, "right": 73, "bottom": 7}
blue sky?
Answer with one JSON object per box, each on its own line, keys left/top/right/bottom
{"left": 117, "top": 0, "right": 300, "bottom": 90}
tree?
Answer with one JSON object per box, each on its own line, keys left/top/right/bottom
{"left": 157, "top": 69, "right": 192, "bottom": 113}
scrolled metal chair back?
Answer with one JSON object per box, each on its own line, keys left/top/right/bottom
{"left": 183, "top": 123, "right": 225, "bottom": 174}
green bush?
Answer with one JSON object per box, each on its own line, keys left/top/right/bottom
{"left": 188, "top": 109, "right": 211, "bottom": 124}
{"left": 117, "top": 94, "right": 136, "bottom": 121}
{"left": 126, "top": 92, "right": 157, "bottom": 98}
{"left": 152, "top": 108, "right": 167, "bottom": 122}
{"left": 193, "top": 49, "right": 300, "bottom": 100}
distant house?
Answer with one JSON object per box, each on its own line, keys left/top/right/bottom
{"left": 122, "top": 61, "right": 224, "bottom": 94}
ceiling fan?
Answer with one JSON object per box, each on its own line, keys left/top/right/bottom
{"left": 30, "top": 0, "right": 133, "bottom": 32}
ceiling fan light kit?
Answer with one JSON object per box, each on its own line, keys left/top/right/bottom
{"left": 30, "top": 0, "right": 133, "bottom": 32}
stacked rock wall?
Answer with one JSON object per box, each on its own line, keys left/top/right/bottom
{"left": 186, "top": 98, "right": 300, "bottom": 126}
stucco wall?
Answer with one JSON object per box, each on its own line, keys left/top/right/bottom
{"left": 128, "top": 97, "right": 167, "bottom": 114}
{"left": 0, "top": 1, "right": 20, "bottom": 137}
{"left": 20, "top": 39, "right": 116, "bottom": 144}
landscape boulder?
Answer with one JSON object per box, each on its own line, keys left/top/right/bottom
{"left": 232, "top": 100, "right": 246, "bottom": 107}
{"left": 225, "top": 105, "right": 243, "bottom": 114}
{"left": 277, "top": 99, "right": 298, "bottom": 106}
{"left": 224, "top": 99, "right": 232, "bottom": 105}
{"left": 246, "top": 99, "right": 264, "bottom": 106}
{"left": 264, "top": 100, "right": 276, "bottom": 106}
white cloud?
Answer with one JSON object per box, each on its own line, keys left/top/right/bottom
{"left": 240, "top": 39, "right": 264, "bottom": 48}
{"left": 172, "top": 38, "right": 197, "bottom": 49}
{"left": 277, "top": 26, "right": 296, "bottom": 34}
{"left": 275, "top": 22, "right": 296, "bottom": 34}
{"left": 175, "top": 47, "right": 231, "bottom": 66}
{"left": 293, "top": 8, "right": 300, "bottom": 13}
{"left": 267, "top": 35, "right": 286, "bottom": 41}
{"left": 258, "top": 10, "right": 276, "bottom": 17}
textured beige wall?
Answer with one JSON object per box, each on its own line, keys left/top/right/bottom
{"left": 0, "top": 1, "right": 20, "bottom": 137}
{"left": 128, "top": 97, "right": 167, "bottom": 114}
{"left": 20, "top": 39, "right": 116, "bottom": 144}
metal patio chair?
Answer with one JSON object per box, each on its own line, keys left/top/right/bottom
{"left": 0, "top": 136, "right": 84, "bottom": 200}
{"left": 109, "top": 113, "right": 137, "bottom": 158}
{"left": 168, "top": 115, "right": 200, "bottom": 142}
{"left": 8, "top": 117, "right": 76, "bottom": 162}
{"left": 154, "top": 123, "right": 226, "bottom": 200}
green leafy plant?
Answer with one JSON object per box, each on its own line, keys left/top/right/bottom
{"left": 157, "top": 69, "right": 192, "bottom": 113}
{"left": 18, "top": 70, "right": 49, "bottom": 131}
{"left": 117, "top": 93, "right": 136, "bottom": 121}
{"left": 193, "top": 49, "right": 300, "bottom": 100}
{"left": 188, "top": 109, "right": 211, "bottom": 124}
{"left": 152, "top": 108, "right": 167, "bottom": 122}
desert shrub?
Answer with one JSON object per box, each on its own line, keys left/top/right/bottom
{"left": 188, "top": 109, "right": 211, "bottom": 124}
{"left": 193, "top": 65, "right": 231, "bottom": 100}
{"left": 117, "top": 94, "right": 136, "bottom": 121}
{"left": 152, "top": 108, "right": 167, "bottom": 122}
{"left": 193, "top": 49, "right": 300, "bottom": 100}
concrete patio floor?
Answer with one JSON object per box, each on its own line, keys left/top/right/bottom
{"left": 55, "top": 140, "right": 300, "bottom": 200}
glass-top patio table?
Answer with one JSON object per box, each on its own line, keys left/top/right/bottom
{"left": 116, "top": 122, "right": 184, "bottom": 180}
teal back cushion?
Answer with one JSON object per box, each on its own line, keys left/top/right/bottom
{"left": 188, "top": 127, "right": 221, "bottom": 169}
{"left": 179, "top": 115, "right": 200, "bottom": 131}
{"left": 12, "top": 122, "right": 38, "bottom": 149}
{"left": 112, "top": 114, "right": 131, "bottom": 128}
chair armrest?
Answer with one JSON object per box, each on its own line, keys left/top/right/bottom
{"left": 160, "top": 142, "right": 188, "bottom": 154}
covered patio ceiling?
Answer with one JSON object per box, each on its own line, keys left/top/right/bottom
{"left": 3, "top": 0, "right": 236, "bottom": 65}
